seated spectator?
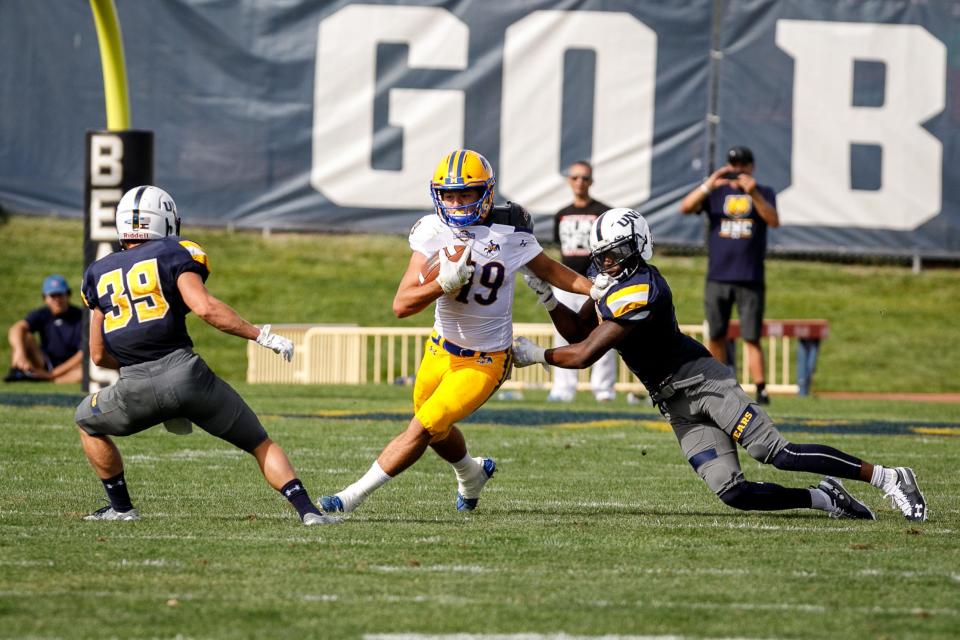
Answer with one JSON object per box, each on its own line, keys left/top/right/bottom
{"left": 6, "top": 275, "right": 83, "bottom": 383}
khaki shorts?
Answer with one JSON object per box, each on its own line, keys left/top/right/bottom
{"left": 75, "top": 348, "right": 268, "bottom": 452}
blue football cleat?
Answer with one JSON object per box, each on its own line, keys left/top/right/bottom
{"left": 456, "top": 457, "right": 496, "bottom": 512}
{"left": 318, "top": 495, "right": 345, "bottom": 513}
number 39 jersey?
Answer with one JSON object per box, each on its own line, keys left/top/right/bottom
{"left": 409, "top": 204, "right": 542, "bottom": 352}
{"left": 80, "top": 237, "right": 211, "bottom": 366}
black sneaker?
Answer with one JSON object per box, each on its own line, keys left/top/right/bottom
{"left": 818, "top": 477, "right": 876, "bottom": 520}
{"left": 756, "top": 387, "right": 770, "bottom": 405}
{"left": 4, "top": 367, "right": 40, "bottom": 382}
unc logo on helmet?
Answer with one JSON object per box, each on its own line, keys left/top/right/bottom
{"left": 589, "top": 208, "right": 654, "bottom": 280}
{"left": 430, "top": 149, "right": 496, "bottom": 228}
{"left": 115, "top": 185, "right": 181, "bottom": 241}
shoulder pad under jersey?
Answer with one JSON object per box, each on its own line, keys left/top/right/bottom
{"left": 600, "top": 269, "right": 657, "bottom": 322}
{"left": 487, "top": 202, "right": 533, "bottom": 232}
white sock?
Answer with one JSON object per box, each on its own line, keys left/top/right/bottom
{"left": 809, "top": 487, "right": 833, "bottom": 512}
{"left": 452, "top": 454, "right": 485, "bottom": 499}
{"left": 337, "top": 461, "right": 391, "bottom": 512}
{"left": 869, "top": 465, "right": 897, "bottom": 490}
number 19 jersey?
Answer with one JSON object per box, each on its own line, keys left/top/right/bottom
{"left": 409, "top": 205, "right": 542, "bottom": 352}
{"left": 80, "top": 237, "right": 211, "bottom": 366}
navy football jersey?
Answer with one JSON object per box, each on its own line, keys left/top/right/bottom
{"left": 597, "top": 264, "right": 710, "bottom": 390}
{"left": 80, "top": 237, "right": 210, "bottom": 366}
{"left": 700, "top": 184, "right": 776, "bottom": 283}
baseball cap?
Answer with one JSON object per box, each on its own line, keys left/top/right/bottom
{"left": 728, "top": 146, "right": 754, "bottom": 165}
{"left": 42, "top": 274, "right": 70, "bottom": 296}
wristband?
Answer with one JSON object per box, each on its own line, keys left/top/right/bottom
{"left": 699, "top": 183, "right": 711, "bottom": 195}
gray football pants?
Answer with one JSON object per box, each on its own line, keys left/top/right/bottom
{"left": 657, "top": 357, "right": 788, "bottom": 497}
{"left": 76, "top": 348, "right": 268, "bottom": 452}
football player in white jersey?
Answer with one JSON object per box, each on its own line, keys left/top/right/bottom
{"left": 320, "top": 149, "right": 596, "bottom": 514}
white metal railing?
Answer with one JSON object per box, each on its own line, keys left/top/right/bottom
{"left": 247, "top": 322, "right": 800, "bottom": 394}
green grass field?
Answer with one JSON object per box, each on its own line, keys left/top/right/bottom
{"left": 1, "top": 214, "right": 959, "bottom": 638}
{"left": 1, "top": 384, "right": 959, "bottom": 639}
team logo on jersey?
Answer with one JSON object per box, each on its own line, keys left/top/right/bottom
{"left": 480, "top": 240, "right": 501, "bottom": 258}
{"left": 731, "top": 407, "right": 756, "bottom": 442}
{"left": 723, "top": 195, "right": 752, "bottom": 218}
{"left": 455, "top": 230, "right": 475, "bottom": 241}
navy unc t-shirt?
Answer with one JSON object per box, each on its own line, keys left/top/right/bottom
{"left": 700, "top": 184, "right": 776, "bottom": 283}
{"left": 25, "top": 305, "right": 83, "bottom": 367}
{"left": 80, "top": 237, "right": 210, "bottom": 367}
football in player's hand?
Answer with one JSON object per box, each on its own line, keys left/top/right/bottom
{"left": 419, "top": 245, "right": 467, "bottom": 284}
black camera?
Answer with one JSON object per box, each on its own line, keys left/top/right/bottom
{"left": 723, "top": 171, "right": 741, "bottom": 180}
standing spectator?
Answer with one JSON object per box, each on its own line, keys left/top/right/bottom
{"left": 6, "top": 275, "right": 83, "bottom": 383}
{"left": 549, "top": 160, "right": 618, "bottom": 402}
{"left": 679, "top": 146, "right": 779, "bottom": 404}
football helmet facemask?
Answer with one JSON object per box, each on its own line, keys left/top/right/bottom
{"left": 430, "top": 149, "right": 496, "bottom": 228}
{"left": 115, "top": 185, "right": 180, "bottom": 242}
{"left": 589, "top": 207, "right": 653, "bottom": 280}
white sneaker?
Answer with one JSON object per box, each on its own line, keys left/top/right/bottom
{"left": 883, "top": 467, "right": 928, "bottom": 522}
{"left": 547, "top": 392, "right": 574, "bottom": 403}
{"left": 594, "top": 391, "right": 616, "bottom": 402}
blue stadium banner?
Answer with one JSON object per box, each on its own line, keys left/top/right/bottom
{"left": 1, "top": 0, "right": 958, "bottom": 257}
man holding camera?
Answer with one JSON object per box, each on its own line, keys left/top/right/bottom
{"left": 680, "top": 146, "right": 779, "bottom": 404}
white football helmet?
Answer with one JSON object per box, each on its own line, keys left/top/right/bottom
{"left": 115, "top": 185, "right": 180, "bottom": 242}
{"left": 589, "top": 207, "right": 653, "bottom": 280}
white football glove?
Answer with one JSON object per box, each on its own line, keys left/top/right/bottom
{"left": 590, "top": 273, "right": 616, "bottom": 301}
{"left": 523, "top": 274, "right": 557, "bottom": 311}
{"left": 437, "top": 244, "right": 474, "bottom": 294}
{"left": 256, "top": 324, "right": 294, "bottom": 362}
{"left": 512, "top": 336, "right": 547, "bottom": 369}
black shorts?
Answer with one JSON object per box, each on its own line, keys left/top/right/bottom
{"left": 75, "top": 348, "right": 268, "bottom": 452}
{"left": 705, "top": 280, "right": 765, "bottom": 342}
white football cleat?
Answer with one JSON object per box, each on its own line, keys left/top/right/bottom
{"left": 883, "top": 467, "right": 928, "bottom": 522}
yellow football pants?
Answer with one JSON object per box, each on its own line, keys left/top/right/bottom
{"left": 413, "top": 335, "right": 513, "bottom": 441}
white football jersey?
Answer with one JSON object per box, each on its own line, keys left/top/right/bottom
{"left": 409, "top": 211, "right": 542, "bottom": 352}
